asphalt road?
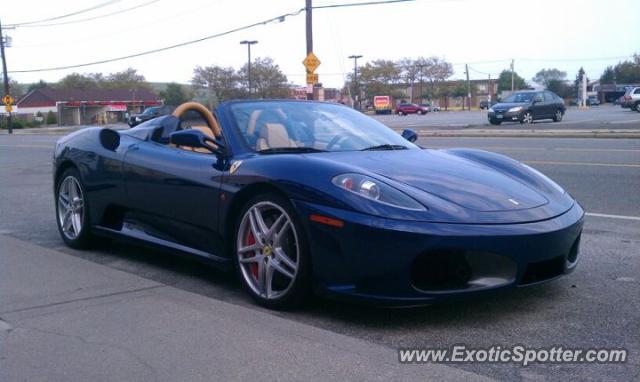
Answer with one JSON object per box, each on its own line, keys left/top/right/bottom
{"left": 0, "top": 134, "right": 639, "bottom": 381}
{"left": 374, "top": 104, "right": 640, "bottom": 130}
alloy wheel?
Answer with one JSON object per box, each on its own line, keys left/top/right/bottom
{"left": 57, "top": 176, "right": 85, "bottom": 240}
{"left": 236, "top": 201, "right": 299, "bottom": 300}
{"left": 522, "top": 112, "right": 533, "bottom": 124}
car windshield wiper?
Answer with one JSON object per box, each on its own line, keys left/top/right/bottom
{"left": 257, "top": 147, "right": 327, "bottom": 154}
{"left": 361, "top": 144, "right": 408, "bottom": 151}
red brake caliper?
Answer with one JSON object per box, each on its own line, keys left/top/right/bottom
{"left": 246, "top": 230, "right": 259, "bottom": 279}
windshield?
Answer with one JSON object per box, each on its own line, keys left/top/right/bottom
{"left": 230, "top": 101, "right": 419, "bottom": 152}
{"left": 142, "top": 107, "right": 160, "bottom": 115}
{"left": 503, "top": 92, "right": 535, "bottom": 103}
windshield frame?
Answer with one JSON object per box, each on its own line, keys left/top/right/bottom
{"left": 224, "top": 100, "right": 419, "bottom": 155}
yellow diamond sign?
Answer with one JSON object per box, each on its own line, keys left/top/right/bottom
{"left": 302, "top": 52, "right": 321, "bottom": 73}
{"left": 3, "top": 95, "right": 14, "bottom": 106}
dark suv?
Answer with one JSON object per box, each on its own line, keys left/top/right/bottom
{"left": 488, "top": 91, "right": 565, "bottom": 125}
{"left": 127, "top": 105, "right": 175, "bottom": 127}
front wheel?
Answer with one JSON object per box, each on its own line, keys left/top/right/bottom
{"left": 553, "top": 109, "right": 564, "bottom": 122}
{"left": 234, "top": 194, "right": 311, "bottom": 309}
{"left": 520, "top": 112, "right": 534, "bottom": 124}
{"left": 55, "top": 168, "right": 94, "bottom": 249}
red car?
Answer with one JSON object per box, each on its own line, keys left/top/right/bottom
{"left": 396, "top": 103, "right": 428, "bottom": 115}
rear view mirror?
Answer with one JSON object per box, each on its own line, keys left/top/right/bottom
{"left": 99, "top": 128, "right": 120, "bottom": 151}
{"left": 402, "top": 128, "right": 418, "bottom": 143}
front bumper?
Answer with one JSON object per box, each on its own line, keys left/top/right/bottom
{"left": 294, "top": 200, "right": 584, "bottom": 306}
{"left": 488, "top": 110, "right": 524, "bottom": 122}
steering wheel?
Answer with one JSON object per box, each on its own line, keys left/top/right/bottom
{"left": 325, "top": 134, "right": 350, "bottom": 151}
{"left": 172, "top": 102, "right": 222, "bottom": 138}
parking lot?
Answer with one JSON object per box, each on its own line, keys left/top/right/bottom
{"left": 1, "top": 133, "right": 638, "bottom": 381}
{"left": 374, "top": 104, "right": 640, "bottom": 130}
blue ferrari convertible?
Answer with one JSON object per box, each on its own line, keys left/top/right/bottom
{"left": 53, "top": 100, "right": 583, "bottom": 308}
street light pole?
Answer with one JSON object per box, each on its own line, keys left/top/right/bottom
{"left": 417, "top": 64, "right": 426, "bottom": 104}
{"left": 348, "top": 55, "right": 362, "bottom": 109}
{"left": 240, "top": 40, "right": 258, "bottom": 96}
{"left": 305, "top": 0, "right": 313, "bottom": 100}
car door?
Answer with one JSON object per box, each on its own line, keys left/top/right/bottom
{"left": 530, "top": 92, "right": 546, "bottom": 119}
{"left": 122, "top": 139, "right": 226, "bottom": 256}
{"left": 543, "top": 92, "right": 557, "bottom": 117}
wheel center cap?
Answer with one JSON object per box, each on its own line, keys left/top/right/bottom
{"left": 262, "top": 245, "right": 273, "bottom": 256}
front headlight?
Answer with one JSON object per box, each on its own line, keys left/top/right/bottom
{"left": 332, "top": 173, "right": 426, "bottom": 211}
{"left": 508, "top": 106, "right": 523, "bottom": 113}
{"left": 488, "top": 107, "right": 494, "bottom": 113}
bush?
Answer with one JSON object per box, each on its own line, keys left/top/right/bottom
{"left": 46, "top": 110, "right": 57, "bottom": 125}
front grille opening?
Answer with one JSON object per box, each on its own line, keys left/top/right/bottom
{"left": 520, "top": 255, "right": 564, "bottom": 285}
{"left": 411, "top": 251, "right": 472, "bottom": 291}
{"left": 567, "top": 235, "right": 581, "bottom": 264}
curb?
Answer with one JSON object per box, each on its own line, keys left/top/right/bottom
{"left": 393, "top": 128, "right": 640, "bottom": 139}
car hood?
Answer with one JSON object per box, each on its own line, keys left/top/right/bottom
{"left": 324, "top": 149, "right": 549, "bottom": 213}
{"left": 491, "top": 102, "right": 529, "bottom": 110}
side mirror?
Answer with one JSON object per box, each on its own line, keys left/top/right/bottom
{"left": 401, "top": 128, "right": 418, "bottom": 143}
{"left": 99, "top": 128, "right": 120, "bottom": 151}
{"left": 170, "top": 130, "right": 226, "bottom": 156}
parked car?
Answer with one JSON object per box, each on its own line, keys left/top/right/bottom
{"left": 396, "top": 103, "right": 428, "bottom": 115}
{"left": 587, "top": 96, "right": 600, "bottom": 106}
{"left": 128, "top": 105, "right": 175, "bottom": 127}
{"left": 421, "top": 103, "right": 440, "bottom": 112}
{"left": 479, "top": 100, "right": 496, "bottom": 110}
{"left": 621, "top": 87, "right": 640, "bottom": 111}
{"left": 53, "top": 100, "right": 583, "bottom": 308}
{"left": 487, "top": 90, "right": 565, "bottom": 125}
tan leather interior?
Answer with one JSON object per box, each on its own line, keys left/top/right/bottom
{"left": 172, "top": 102, "right": 221, "bottom": 137}
{"left": 256, "top": 123, "right": 297, "bottom": 151}
{"left": 170, "top": 102, "right": 221, "bottom": 154}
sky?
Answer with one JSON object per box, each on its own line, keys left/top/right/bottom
{"left": 4, "top": 0, "right": 640, "bottom": 89}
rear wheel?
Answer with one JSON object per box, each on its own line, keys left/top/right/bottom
{"left": 553, "top": 109, "right": 564, "bottom": 122}
{"left": 234, "top": 194, "right": 311, "bottom": 309}
{"left": 55, "top": 168, "right": 94, "bottom": 249}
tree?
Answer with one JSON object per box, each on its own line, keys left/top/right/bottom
{"left": 532, "top": 68, "right": 567, "bottom": 87}
{"left": 239, "top": 57, "right": 289, "bottom": 99}
{"left": 102, "top": 68, "right": 149, "bottom": 89}
{"left": 599, "top": 55, "right": 640, "bottom": 84}
{"left": 192, "top": 65, "right": 241, "bottom": 109}
{"left": 547, "top": 79, "right": 573, "bottom": 98}
{"left": 160, "top": 83, "right": 191, "bottom": 106}
{"left": 421, "top": 57, "right": 454, "bottom": 99}
{"left": 497, "top": 70, "right": 527, "bottom": 92}
{"left": 574, "top": 67, "right": 587, "bottom": 98}
{"left": 57, "top": 73, "right": 97, "bottom": 89}
{"left": 46, "top": 110, "right": 57, "bottom": 125}
{"left": 27, "top": 80, "right": 48, "bottom": 92}
{"left": 354, "top": 59, "right": 403, "bottom": 99}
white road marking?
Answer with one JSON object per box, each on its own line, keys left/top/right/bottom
{"left": 586, "top": 212, "right": 640, "bottom": 222}
{"left": 608, "top": 119, "right": 640, "bottom": 125}
{"left": 524, "top": 160, "right": 640, "bottom": 168}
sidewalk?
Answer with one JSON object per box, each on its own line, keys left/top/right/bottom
{"left": 0, "top": 235, "right": 492, "bottom": 382}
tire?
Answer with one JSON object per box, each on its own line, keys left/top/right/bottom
{"left": 233, "top": 193, "right": 311, "bottom": 309}
{"left": 634, "top": 103, "right": 640, "bottom": 112}
{"left": 520, "top": 112, "right": 533, "bottom": 124}
{"left": 552, "top": 109, "right": 564, "bottom": 122}
{"left": 55, "top": 168, "right": 95, "bottom": 249}
{"left": 489, "top": 119, "right": 502, "bottom": 125}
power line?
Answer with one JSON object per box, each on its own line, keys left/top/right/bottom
{"left": 13, "top": 0, "right": 162, "bottom": 28}
{"left": 312, "top": 0, "right": 414, "bottom": 9}
{"left": 9, "top": 8, "right": 306, "bottom": 73}
{"left": 7, "top": 0, "right": 122, "bottom": 27}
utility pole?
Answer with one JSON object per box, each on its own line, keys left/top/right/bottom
{"left": 510, "top": 59, "right": 515, "bottom": 92}
{"left": 305, "top": 0, "right": 313, "bottom": 100}
{"left": 488, "top": 73, "right": 492, "bottom": 104}
{"left": 465, "top": 64, "right": 471, "bottom": 111}
{"left": 240, "top": 40, "right": 258, "bottom": 95}
{"left": 348, "top": 55, "right": 362, "bottom": 109}
{"left": 417, "top": 64, "right": 426, "bottom": 104}
{"left": 0, "top": 19, "right": 12, "bottom": 134}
